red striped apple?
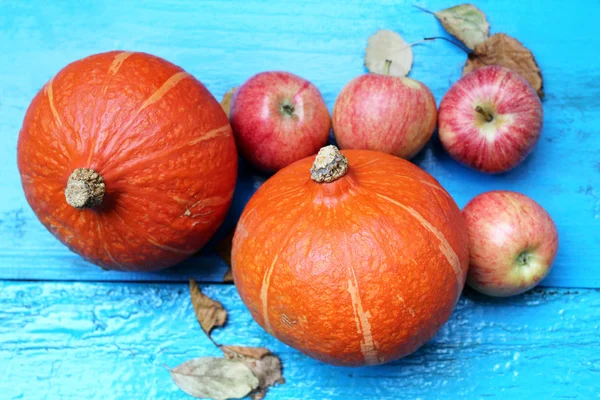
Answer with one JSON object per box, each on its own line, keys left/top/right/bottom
{"left": 438, "top": 65, "right": 543, "bottom": 173}
{"left": 230, "top": 71, "right": 331, "bottom": 172}
{"left": 463, "top": 191, "right": 558, "bottom": 297}
{"left": 332, "top": 65, "right": 437, "bottom": 159}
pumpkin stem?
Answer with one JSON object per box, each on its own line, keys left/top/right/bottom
{"left": 64, "top": 168, "right": 106, "bottom": 209}
{"left": 310, "top": 145, "right": 349, "bottom": 183}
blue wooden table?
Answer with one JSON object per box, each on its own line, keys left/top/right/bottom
{"left": 1, "top": 1, "right": 599, "bottom": 398}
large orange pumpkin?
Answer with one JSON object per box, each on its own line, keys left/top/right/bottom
{"left": 17, "top": 51, "right": 237, "bottom": 271}
{"left": 232, "top": 146, "right": 469, "bottom": 366}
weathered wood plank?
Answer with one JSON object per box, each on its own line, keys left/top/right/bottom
{"left": 0, "top": 282, "right": 598, "bottom": 399}
{"left": 0, "top": 0, "right": 599, "bottom": 285}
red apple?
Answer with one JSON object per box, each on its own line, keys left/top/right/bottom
{"left": 462, "top": 191, "right": 559, "bottom": 297}
{"left": 438, "top": 65, "right": 543, "bottom": 173}
{"left": 332, "top": 72, "right": 437, "bottom": 159}
{"left": 230, "top": 71, "right": 331, "bottom": 171}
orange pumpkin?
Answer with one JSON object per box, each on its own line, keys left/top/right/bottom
{"left": 232, "top": 146, "right": 469, "bottom": 366}
{"left": 17, "top": 51, "right": 237, "bottom": 271}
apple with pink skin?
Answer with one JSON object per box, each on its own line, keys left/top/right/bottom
{"left": 230, "top": 71, "right": 331, "bottom": 172}
{"left": 462, "top": 191, "right": 559, "bottom": 297}
{"left": 332, "top": 63, "right": 437, "bottom": 159}
{"left": 438, "top": 65, "right": 543, "bottom": 173}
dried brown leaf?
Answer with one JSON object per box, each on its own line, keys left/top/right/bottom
{"left": 365, "top": 29, "right": 413, "bottom": 77}
{"left": 220, "top": 87, "right": 237, "bottom": 118}
{"left": 169, "top": 357, "right": 258, "bottom": 400}
{"left": 189, "top": 279, "right": 227, "bottom": 336}
{"left": 216, "top": 230, "right": 235, "bottom": 268}
{"left": 463, "top": 33, "right": 543, "bottom": 97}
{"left": 221, "top": 345, "right": 285, "bottom": 399}
{"left": 434, "top": 4, "right": 489, "bottom": 50}
{"left": 222, "top": 345, "right": 272, "bottom": 360}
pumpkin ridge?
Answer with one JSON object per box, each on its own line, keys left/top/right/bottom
{"left": 138, "top": 72, "right": 191, "bottom": 112}
{"left": 107, "top": 51, "right": 133, "bottom": 76}
{"left": 330, "top": 198, "right": 386, "bottom": 364}
{"left": 265, "top": 186, "right": 306, "bottom": 204}
{"left": 116, "top": 189, "right": 194, "bottom": 209}
{"left": 342, "top": 187, "right": 428, "bottom": 360}
{"left": 237, "top": 185, "right": 306, "bottom": 233}
{"left": 96, "top": 220, "right": 125, "bottom": 270}
{"left": 42, "top": 79, "right": 73, "bottom": 161}
{"left": 426, "top": 184, "right": 452, "bottom": 223}
{"left": 350, "top": 157, "right": 381, "bottom": 169}
{"left": 42, "top": 211, "right": 74, "bottom": 244}
{"left": 103, "top": 181, "right": 232, "bottom": 236}
{"left": 96, "top": 119, "right": 167, "bottom": 174}
{"left": 359, "top": 169, "right": 451, "bottom": 198}
{"left": 418, "top": 179, "right": 452, "bottom": 197}
{"left": 99, "top": 205, "right": 196, "bottom": 269}
{"left": 86, "top": 51, "right": 134, "bottom": 167}
{"left": 20, "top": 166, "right": 57, "bottom": 182}
{"left": 109, "top": 198, "right": 204, "bottom": 253}
{"left": 94, "top": 71, "right": 191, "bottom": 166}
{"left": 146, "top": 237, "right": 196, "bottom": 255}
{"left": 105, "top": 124, "right": 231, "bottom": 179}
{"left": 186, "top": 192, "right": 234, "bottom": 209}
{"left": 258, "top": 193, "right": 315, "bottom": 334}
{"left": 113, "top": 186, "right": 232, "bottom": 220}
{"left": 260, "top": 254, "right": 279, "bottom": 334}
{"left": 38, "top": 185, "right": 84, "bottom": 238}
{"left": 342, "top": 230, "right": 381, "bottom": 365}
{"left": 45, "top": 77, "right": 63, "bottom": 129}
{"left": 387, "top": 175, "right": 451, "bottom": 198}
{"left": 188, "top": 124, "right": 231, "bottom": 145}
{"left": 374, "top": 192, "right": 463, "bottom": 297}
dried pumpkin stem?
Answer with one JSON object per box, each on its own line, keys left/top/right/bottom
{"left": 64, "top": 168, "right": 106, "bottom": 209}
{"left": 310, "top": 145, "right": 348, "bottom": 183}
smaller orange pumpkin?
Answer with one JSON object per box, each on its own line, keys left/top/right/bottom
{"left": 17, "top": 51, "right": 237, "bottom": 271}
{"left": 232, "top": 146, "right": 469, "bottom": 366}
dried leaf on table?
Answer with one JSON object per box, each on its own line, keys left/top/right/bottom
{"left": 221, "top": 345, "right": 271, "bottom": 360}
{"left": 220, "top": 87, "right": 237, "bottom": 118}
{"left": 169, "top": 357, "right": 258, "bottom": 400}
{"left": 434, "top": 4, "right": 489, "bottom": 50}
{"left": 365, "top": 29, "right": 413, "bottom": 77}
{"left": 189, "top": 278, "right": 227, "bottom": 337}
{"left": 221, "top": 345, "right": 285, "bottom": 400}
{"left": 463, "top": 33, "right": 543, "bottom": 97}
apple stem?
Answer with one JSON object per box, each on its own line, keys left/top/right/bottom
{"left": 384, "top": 59, "right": 392, "bottom": 76}
{"left": 475, "top": 106, "right": 494, "bottom": 122}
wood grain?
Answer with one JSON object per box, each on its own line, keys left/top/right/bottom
{"left": 0, "top": 0, "right": 599, "bottom": 286}
{"left": 0, "top": 281, "right": 598, "bottom": 399}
